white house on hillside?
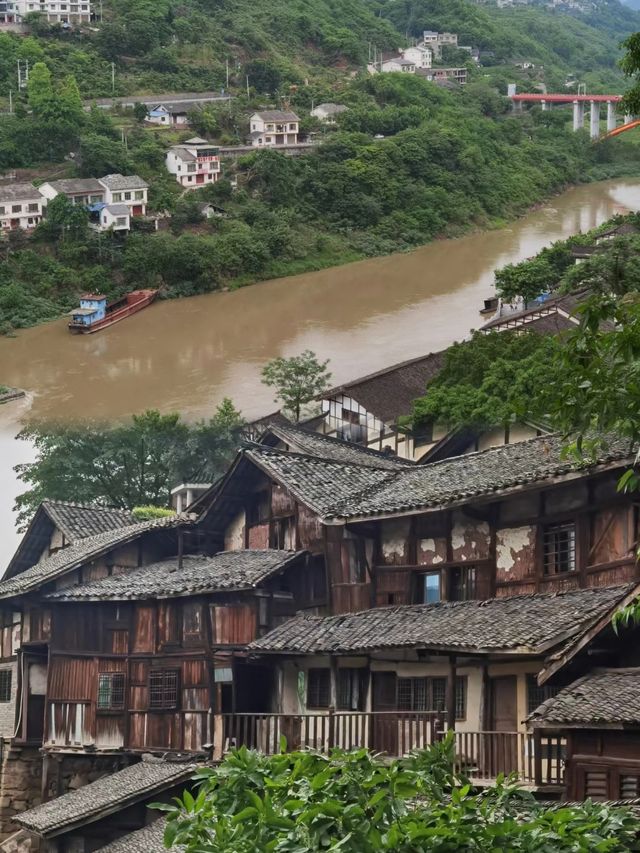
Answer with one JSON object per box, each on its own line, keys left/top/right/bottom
{"left": 380, "top": 57, "right": 416, "bottom": 74}
{"left": 98, "top": 174, "right": 148, "bottom": 216}
{"left": 249, "top": 111, "right": 299, "bottom": 147}
{"left": 97, "top": 203, "right": 130, "bottom": 232}
{"left": 165, "top": 137, "right": 221, "bottom": 190}
{"left": 0, "top": 183, "right": 45, "bottom": 231}
{"left": 3, "top": 0, "right": 91, "bottom": 24}
{"left": 401, "top": 45, "right": 432, "bottom": 69}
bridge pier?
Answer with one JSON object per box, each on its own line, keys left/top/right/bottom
{"left": 625, "top": 113, "right": 633, "bottom": 125}
{"left": 573, "top": 100, "right": 584, "bottom": 131}
{"left": 590, "top": 101, "right": 600, "bottom": 139}
{"left": 541, "top": 99, "right": 548, "bottom": 111}
{"left": 606, "top": 101, "right": 617, "bottom": 132}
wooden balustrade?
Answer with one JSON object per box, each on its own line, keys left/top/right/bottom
{"left": 452, "top": 730, "right": 565, "bottom": 786}
{"left": 221, "top": 713, "right": 565, "bottom": 788}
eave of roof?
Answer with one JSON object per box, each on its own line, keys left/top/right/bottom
{"left": 15, "top": 760, "right": 196, "bottom": 838}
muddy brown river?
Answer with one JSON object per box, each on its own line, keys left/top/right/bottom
{"left": 1, "top": 178, "right": 640, "bottom": 561}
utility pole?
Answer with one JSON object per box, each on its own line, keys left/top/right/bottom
{"left": 246, "top": 75, "right": 249, "bottom": 98}
{"left": 8, "top": 90, "right": 12, "bottom": 114}
{"left": 111, "top": 62, "right": 115, "bottom": 94}
{"left": 225, "top": 59, "right": 229, "bottom": 89}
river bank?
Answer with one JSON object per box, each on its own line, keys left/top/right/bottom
{"left": 1, "top": 177, "right": 639, "bottom": 563}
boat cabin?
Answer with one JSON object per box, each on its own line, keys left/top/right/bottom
{"left": 68, "top": 294, "right": 107, "bottom": 329}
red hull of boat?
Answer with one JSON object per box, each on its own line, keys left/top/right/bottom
{"left": 68, "top": 290, "right": 158, "bottom": 334}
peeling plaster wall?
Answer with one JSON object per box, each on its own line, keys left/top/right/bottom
{"left": 496, "top": 526, "right": 536, "bottom": 582}
{"left": 417, "top": 537, "right": 446, "bottom": 566}
{"left": 450, "top": 511, "right": 490, "bottom": 562}
{"left": 380, "top": 519, "right": 411, "bottom": 565}
{"left": 224, "top": 510, "right": 245, "bottom": 552}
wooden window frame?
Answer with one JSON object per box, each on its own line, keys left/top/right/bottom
{"left": 306, "top": 668, "right": 331, "bottom": 709}
{"left": 0, "top": 669, "right": 11, "bottom": 703}
{"left": 149, "top": 668, "right": 180, "bottom": 711}
{"left": 526, "top": 674, "right": 561, "bottom": 715}
{"left": 97, "top": 672, "right": 125, "bottom": 712}
{"left": 542, "top": 521, "right": 577, "bottom": 576}
{"left": 337, "top": 668, "right": 367, "bottom": 711}
{"left": 396, "top": 676, "right": 467, "bottom": 719}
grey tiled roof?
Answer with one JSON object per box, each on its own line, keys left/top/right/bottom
{"left": 263, "top": 423, "right": 414, "bottom": 470}
{"left": 42, "top": 501, "right": 135, "bottom": 542}
{"left": 320, "top": 351, "right": 445, "bottom": 423}
{"left": 98, "top": 819, "right": 180, "bottom": 853}
{"left": 528, "top": 668, "right": 640, "bottom": 727}
{"left": 246, "top": 448, "right": 396, "bottom": 517}
{"left": 253, "top": 110, "right": 299, "bottom": 121}
{"left": 246, "top": 434, "right": 633, "bottom": 521}
{"left": 105, "top": 203, "right": 130, "bottom": 216}
{"left": 46, "top": 550, "right": 304, "bottom": 601}
{"left": 0, "top": 516, "right": 190, "bottom": 599}
{"left": 249, "top": 585, "right": 633, "bottom": 655}
{"left": 16, "top": 760, "right": 195, "bottom": 837}
{"left": 99, "top": 173, "right": 149, "bottom": 190}
{"left": 0, "top": 182, "right": 43, "bottom": 201}
{"left": 44, "top": 178, "right": 103, "bottom": 194}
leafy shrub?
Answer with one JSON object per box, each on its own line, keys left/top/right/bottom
{"left": 155, "top": 741, "right": 640, "bottom": 852}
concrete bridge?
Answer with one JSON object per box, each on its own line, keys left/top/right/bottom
{"left": 510, "top": 92, "right": 629, "bottom": 139}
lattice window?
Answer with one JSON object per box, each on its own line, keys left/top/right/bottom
{"left": 526, "top": 674, "right": 561, "bottom": 715}
{"left": 0, "top": 670, "right": 11, "bottom": 703}
{"left": 397, "top": 676, "right": 466, "bottom": 718}
{"left": 149, "top": 669, "right": 180, "bottom": 710}
{"left": 97, "top": 672, "right": 125, "bottom": 710}
{"left": 543, "top": 523, "right": 576, "bottom": 575}
{"left": 307, "top": 668, "right": 330, "bottom": 709}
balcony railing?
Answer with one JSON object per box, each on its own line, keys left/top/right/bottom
{"left": 220, "top": 712, "right": 564, "bottom": 788}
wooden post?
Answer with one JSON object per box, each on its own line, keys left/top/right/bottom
{"left": 328, "top": 706, "right": 335, "bottom": 751}
{"left": 328, "top": 656, "right": 338, "bottom": 750}
{"left": 533, "top": 728, "right": 543, "bottom": 787}
{"left": 446, "top": 655, "right": 456, "bottom": 732}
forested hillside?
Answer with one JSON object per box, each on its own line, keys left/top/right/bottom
{"left": 2, "top": 0, "right": 638, "bottom": 101}
{"left": 2, "top": 0, "right": 640, "bottom": 335}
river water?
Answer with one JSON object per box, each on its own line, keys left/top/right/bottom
{"left": 1, "top": 178, "right": 640, "bottom": 561}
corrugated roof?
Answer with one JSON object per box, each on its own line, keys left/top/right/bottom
{"left": 320, "top": 351, "right": 446, "bottom": 423}
{"left": 0, "top": 515, "right": 191, "bottom": 599}
{"left": 16, "top": 760, "right": 196, "bottom": 837}
{"left": 528, "top": 668, "right": 640, "bottom": 727}
{"left": 46, "top": 550, "right": 304, "bottom": 601}
{"left": 249, "top": 585, "right": 634, "bottom": 656}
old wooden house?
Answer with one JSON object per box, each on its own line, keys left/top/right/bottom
{"left": 0, "top": 423, "right": 638, "bottom": 839}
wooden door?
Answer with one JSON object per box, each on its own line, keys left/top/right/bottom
{"left": 487, "top": 676, "right": 518, "bottom": 777}
{"left": 372, "top": 672, "right": 398, "bottom": 755}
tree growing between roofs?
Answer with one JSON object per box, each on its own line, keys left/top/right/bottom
{"left": 261, "top": 350, "right": 331, "bottom": 422}
{"left": 13, "top": 402, "right": 244, "bottom": 529}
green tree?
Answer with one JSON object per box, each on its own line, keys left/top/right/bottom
{"left": 13, "top": 403, "right": 244, "bottom": 528}
{"left": 261, "top": 350, "right": 331, "bottom": 422}
{"left": 410, "top": 331, "right": 562, "bottom": 432}
{"left": 26, "top": 61, "right": 55, "bottom": 116}
{"left": 133, "top": 102, "right": 148, "bottom": 123}
{"left": 39, "top": 194, "right": 88, "bottom": 242}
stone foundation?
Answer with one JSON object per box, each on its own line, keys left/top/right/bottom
{"left": 0, "top": 745, "right": 42, "bottom": 844}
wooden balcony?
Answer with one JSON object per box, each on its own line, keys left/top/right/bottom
{"left": 220, "top": 712, "right": 564, "bottom": 788}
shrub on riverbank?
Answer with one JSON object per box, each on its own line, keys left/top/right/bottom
{"left": 154, "top": 741, "right": 640, "bottom": 851}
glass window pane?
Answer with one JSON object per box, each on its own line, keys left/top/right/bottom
{"left": 423, "top": 573, "right": 440, "bottom": 604}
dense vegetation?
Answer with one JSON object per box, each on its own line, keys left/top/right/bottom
{"left": 1, "top": 0, "right": 640, "bottom": 334}
{"left": 155, "top": 740, "right": 640, "bottom": 851}
{"left": 13, "top": 403, "right": 243, "bottom": 528}
{"left": 410, "top": 212, "right": 640, "bottom": 471}
{"left": 6, "top": 68, "right": 638, "bottom": 335}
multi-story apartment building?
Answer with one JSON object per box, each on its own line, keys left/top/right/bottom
{"left": 422, "top": 30, "right": 458, "bottom": 57}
